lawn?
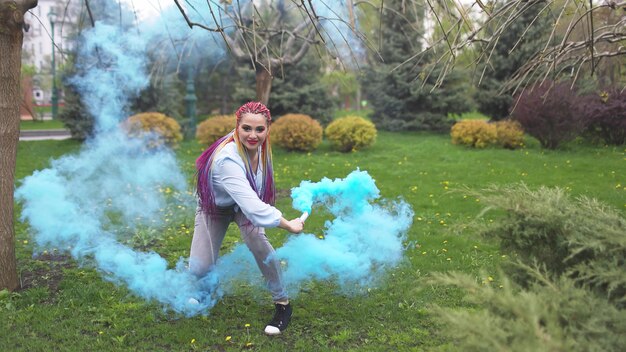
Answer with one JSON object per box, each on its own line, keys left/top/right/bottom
{"left": 19, "top": 119, "right": 66, "bottom": 130}
{"left": 3, "top": 132, "right": 624, "bottom": 351}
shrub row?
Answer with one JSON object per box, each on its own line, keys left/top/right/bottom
{"left": 451, "top": 119, "right": 524, "bottom": 149}
{"left": 196, "top": 113, "right": 377, "bottom": 153}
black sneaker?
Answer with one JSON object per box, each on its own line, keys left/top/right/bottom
{"left": 264, "top": 303, "right": 292, "bottom": 335}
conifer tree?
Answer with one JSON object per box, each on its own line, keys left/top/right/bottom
{"left": 361, "top": 0, "right": 472, "bottom": 132}
{"left": 474, "top": 1, "right": 551, "bottom": 120}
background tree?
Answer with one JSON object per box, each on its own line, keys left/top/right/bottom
{"left": 361, "top": 0, "right": 473, "bottom": 131}
{"left": 174, "top": 0, "right": 362, "bottom": 106}
{"left": 414, "top": 0, "right": 626, "bottom": 94}
{"left": 234, "top": 52, "right": 338, "bottom": 123}
{"left": 0, "top": 0, "right": 38, "bottom": 292}
{"left": 473, "top": 1, "right": 551, "bottom": 120}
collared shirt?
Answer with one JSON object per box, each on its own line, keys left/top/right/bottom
{"left": 211, "top": 142, "right": 282, "bottom": 228}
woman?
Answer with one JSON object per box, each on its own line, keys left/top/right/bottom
{"left": 190, "top": 101, "right": 304, "bottom": 335}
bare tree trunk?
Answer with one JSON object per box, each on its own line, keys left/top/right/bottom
{"left": 255, "top": 67, "right": 272, "bottom": 106}
{"left": 0, "top": 0, "right": 38, "bottom": 292}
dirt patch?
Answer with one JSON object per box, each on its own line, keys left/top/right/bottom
{"left": 18, "top": 251, "right": 74, "bottom": 301}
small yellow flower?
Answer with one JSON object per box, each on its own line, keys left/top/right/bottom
{"left": 23, "top": 240, "right": 28, "bottom": 244}
{"left": 246, "top": 342, "right": 253, "bottom": 347}
{"left": 225, "top": 336, "right": 231, "bottom": 342}
{"left": 422, "top": 251, "right": 427, "bottom": 255}
{"left": 245, "top": 323, "right": 250, "bottom": 328}
{"left": 488, "top": 276, "right": 494, "bottom": 282}
{"left": 191, "top": 338, "right": 196, "bottom": 344}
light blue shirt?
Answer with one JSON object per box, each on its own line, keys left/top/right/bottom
{"left": 211, "top": 142, "right": 282, "bottom": 228}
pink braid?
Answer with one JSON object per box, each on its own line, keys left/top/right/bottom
{"left": 235, "top": 101, "right": 271, "bottom": 123}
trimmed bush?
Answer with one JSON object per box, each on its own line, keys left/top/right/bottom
{"left": 196, "top": 114, "right": 236, "bottom": 146}
{"left": 495, "top": 119, "right": 525, "bottom": 149}
{"left": 325, "top": 116, "right": 377, "bottom": 152}
{"left": 271, "top": 113, "right": 323, "bottom": 152}
{"left": 511, "top": 80, "right": 587, "bottom": 149}
{"left": 123, "top": 112, "right": 183, "bottom": 149}
{"left": 583, "top": 88, "right": 626, "bottom": 145}
{"left": 450, "top": 120, "right": 497, "bottom": 148}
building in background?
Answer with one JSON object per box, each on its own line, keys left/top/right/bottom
{"left": 21, "top": 0, "right": 82, "bottom": 115}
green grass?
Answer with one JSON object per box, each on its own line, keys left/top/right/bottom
{"left": 448, "top": 111, "right": 490, "bottom": 121}
{"left": 4, "top": 132, "right": 624, "bottom": 351}
{"left": 19, "top": 119, "right": 66, "bottom": 130}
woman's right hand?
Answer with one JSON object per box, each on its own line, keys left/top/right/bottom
{"left": 279, "top": 217, "right": 304, "bottom": 233}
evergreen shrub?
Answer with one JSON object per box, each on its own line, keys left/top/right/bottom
{"left": 583, "top": 88, "right": 626, "bottom": 145}
{"left": 511, "top": 81, "right": 587, "bottom": 149}
{"left": 196, "top": 114, "right": 236, "bottom": 146}
{"left": 431, "top": 271, "right": 626, "bottom": 352}
{"left": 495, "top": 120, "right": 525, "bottom": 149}
{"left": 430, "top": 184, "right": 626, "bottom": 351}
{"left": 450, "top": 120, "right": 497, "bottom": 148}
{"left": 325, "top": 116, "right": 377, "bottom": 152}
{"left": 123, "top": 112, "right": 183, "bottom": 149}
{"left": 271, "top": 114, "right": 323, "bottom": 152}
{"left": 477, "top": 184, "right": 626, "bottom": 302}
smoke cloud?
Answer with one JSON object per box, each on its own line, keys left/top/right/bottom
{"left": 16, "top": 0, "right": 401, "bottom": 316}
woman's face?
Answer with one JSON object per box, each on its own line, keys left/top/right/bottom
{"left": 237, "top": 113, "right": 269, "bottom": 153}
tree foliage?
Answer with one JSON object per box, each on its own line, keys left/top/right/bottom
{"left": 234, "top": 52, "right": 337, "bottom": 124}
{"left": 362, "top": 0, "right": 473, "bottom": 132}
{"left": 473, "top": 1, "right": 551, "bottom": 120}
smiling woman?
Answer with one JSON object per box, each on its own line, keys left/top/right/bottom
{"left": 191, "top": 101, "right": 305, "bottom": 336}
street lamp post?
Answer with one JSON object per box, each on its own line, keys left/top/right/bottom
{"left": 184, "top": 65, "right": 197, "bottom": 139}
{"left": 48, "top": 8, "right": 58, "bottom": 120}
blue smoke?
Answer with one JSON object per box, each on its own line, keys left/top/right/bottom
{"left": 16, "top": 0, "right": 392, "bottom": 316}
{"left": 16, "top": 10, "right": 214, "bottom": 316}
{"left": 213, "top": 170, "right": 414, "bottom": 297}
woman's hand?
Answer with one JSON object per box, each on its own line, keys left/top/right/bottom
{"left": 279, "top": 217, "right": 304, "bottom": 233}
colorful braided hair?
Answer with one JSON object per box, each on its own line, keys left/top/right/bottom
{"left": 195, "top": 102, "right": 275, "bottom": 217}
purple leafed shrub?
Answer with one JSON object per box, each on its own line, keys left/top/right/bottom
{"left": 583, "top": 88, "right": 626, "bottom": 145}
{"left": 511, "top": 81, "right": 587, "bottom": 149}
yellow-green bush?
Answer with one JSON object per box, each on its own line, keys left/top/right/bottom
{"left": 325, "top": 116, "right": 377, "bottom": 152}
{"left": 271, "top": 113, "right": 323, "bottom": 152}
{"left": 495, "top": 119, "right": 525, "bottom": 149}
{"left": 124, "top": 112, "right": 183, "bottom": 149}
{"left": 196, "top": 114, "right": 236, "bottom": 146}
{"left": 450, "top": 119, "right": 497, "bottom": 148}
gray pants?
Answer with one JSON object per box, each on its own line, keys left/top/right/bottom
{"left": 189, "top": 205, "right": 288, "bottom": 302}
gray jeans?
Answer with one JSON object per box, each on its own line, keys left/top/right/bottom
{"left": 189, "top": 205, "right": 288, "bottom": 302}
